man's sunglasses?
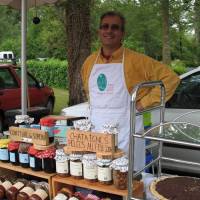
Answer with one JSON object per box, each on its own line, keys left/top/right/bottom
{"left": 99, "top": 23, "right": 122, "bottom": 31}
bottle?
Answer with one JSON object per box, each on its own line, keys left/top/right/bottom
{"left": 40, "top": 117, "right": 56, "bottom": 143}
{"left": 6, "top": 179, "right": 27, "bottom": 200}
{"left": 0, "top": 178, "right": 13, "bottom": 199}
{"left": 8, "top": 141, "right": 20, "bottom": 165}
{"left": 28, "top": 146, "right": 42, "bottom": 171}
{"left": 18, "top": 143, "right": 32, "bottom": 168}
{"left": 17, "top": 183, "right": 35, "bottom": 200}
{"left": 0, "top": 139, "right": 10, "bottom": 163}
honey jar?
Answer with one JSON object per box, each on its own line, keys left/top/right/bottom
{"left": 69, "top": 154, "right": 83, "bottom": 179}
{"left": 8, "top": 141, "right": 20, "bottom": 165}
{"left": 110, "top": 156, "right": 128, "bottom": 190}
{"left": 17, "top": 182, "right": 35, "bottom": 200}
{"left": 55, "top": 149, "right": 69, "bottom": 177}
{"left": 82, "top": 153, "right": 97, "bottom": 182}
{"left": 96, "top": 159, "right": 112, "bottom": 185}
{"left": 28, "top": 146, "right": 42, "bottom": 171}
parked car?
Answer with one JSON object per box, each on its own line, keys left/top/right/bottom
{"left": 61, "top": 66, "right": 200, "bottom": 175}
{"left": 0, "top": 64, "right": 55, "bottom": 131}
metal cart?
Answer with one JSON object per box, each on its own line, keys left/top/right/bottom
{"left": 127, "top": 81, "right": 200, "bottom": 200}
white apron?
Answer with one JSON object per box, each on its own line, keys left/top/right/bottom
{"left": 88, "top": 50, "right": 145, "bottom": 170}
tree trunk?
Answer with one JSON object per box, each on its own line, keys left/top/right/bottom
{"left": 161, "top": 0, "right": 171, "bottom": 65}
{"left": 65, "top": 0, "right": 91, "bottom": 106}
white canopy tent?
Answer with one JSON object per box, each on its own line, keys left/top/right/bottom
{"left": 0, "top": 0, "right": 57, "bottom": 115}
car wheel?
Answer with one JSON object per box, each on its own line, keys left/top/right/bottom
{"left": 46, "top": 98, "right": 54, "bottom": 114}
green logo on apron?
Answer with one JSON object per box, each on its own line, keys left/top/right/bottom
{"left": 97, "top": 73, "right": 107, "bottom": 91}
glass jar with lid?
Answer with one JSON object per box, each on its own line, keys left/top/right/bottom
{"left": 53, "top": 187, "right": 72, "bottom": 200}
{"left": 8, "top": 141, "right": 20, "bottom": 165}
{"left": 18, "top": 142, "right": 32, "bottom": 168}
{"left": 110, "top": 156, "right": 128, "bottom": 190}
{"left": 82, "top": 153, "right": 97, "bottom": 182}
{"left": 28, "top": 146, "right": 42, "bottom": 171}
{"left": 16, "top": 182, "right": 35, "bottom": 200}
{"left": 29, "top": 182, "right": 49, "bottom": 200}
{"left": 69, "top": 153, "right": 83, "bottom": 179}
{"left": 55, "top": 149, "right": 69, "bottom": 177}
{"left": 0, "top": 178, "right": 13, "bottom": 199}
{"left": 15, "top": 115, "right": 34, "bottom": 128}
{"left": 96, "top": 159, "right": 112, "bottom": 185}
{"left": 0, "top": 139, "right": 10, "bottom": 163}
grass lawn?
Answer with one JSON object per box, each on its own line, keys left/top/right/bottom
{"left": 53, "top": 88, "right": 69, "bottom": 115}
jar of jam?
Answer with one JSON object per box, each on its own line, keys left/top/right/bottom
{"left": 110, "top": 156, "right": 128, "bottom": 190}
{"left": 18, "top": 142, "right": 32, "bottom": 168}
{"left": 69, "top": 154, "right": 83, "bottom": 179}
{"left": 8, "top": 141, "right": 20, "bottom": 165}
{"left": 97, "top": 159, "right": 112, "bottom": 185}
{"left": 0, "top": 179, "right": 13, "bottom": 199}
{"left": 29, "top": 183, "right": 49, "bottom": 200}
{"left": 17, "top": 183, "right": 35, "bottom": 200}
{"left": 15, "top": 115, "right": 34, "bottom": 128}
{"left": 82, "top": 154, "right": 97, "bottom": 182}
{"left": 40, "top": 117, "right": 56, "bottom": 143}
{"left": 28, "top": 146, "right": 42, "bottom": 171}
{"left": 6, "top": 179, "right": 27, "bottom": 200}
{"left": 0, "top": 139, "right": 10, "bottom": 163}
{"left": 36, "top": 147, "right": 56, "bottom": 173}
{"left": 53, "top": 187, "right": 72, "bottom": 200}
{"left": 55, "top": 149, "right": 69, "bottom": 177}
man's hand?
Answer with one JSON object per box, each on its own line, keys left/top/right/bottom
{"left": 136, "top": 101, "right": 144, "bottom": 111}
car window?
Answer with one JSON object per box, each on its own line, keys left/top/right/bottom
{"left": 15, "top": 68, "right": 39, "bottom": 87}
{"left": 0, "top": 68, "right": 18, "bottom": 89}
{"left": 166, "top": 71, "right": 200, "bottom": 109}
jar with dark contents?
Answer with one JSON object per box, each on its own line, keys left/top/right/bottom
{"left": 36, "top": 147, "right": 56, "bottom": 173}
{"left": 29, "top": 183, "right": 49, "bottom": 200}
{"left": 69, "top": 154, "right": 83, "bottom": 179}
{"left": 55, "top": 149, "right": 69, "bottom": 177}
{"left": 40, "top": 117, "right": 56, "bottom": 143}
{"left": 97, "top": 159, "right": 112, "bottom": 185}
{"left": 28, "top": 146, "right": 42, "bottom": 171}
{"left": 0, "top": 139, "right": 10, "bottom": 163}
{"left": 0, "top": 179, "right": 13, "bottom": 199}
{"left": 15, "top": 115, "right": 33, "bottom": 128}
{"left": 53, "top": 187, "right": 71, "bottom": 200}
{"left": 110, "top": 156, "right": 128, "bottom": 190}
{"left": 8, "top": 141, "right": 20, "bottom": 165}
{"left": 82, "top": 154, "right": 97, "bottom": 182}
{"left": 18, "top": 143, "right": 32, "bottom": 168}
{"left": 17, "top": 182, "right": 35, "bottom": 200}
{"left": 6, "top": 179, "right": 27, "bottom": 200}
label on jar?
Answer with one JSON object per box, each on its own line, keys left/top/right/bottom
{"left": 20, "top": 186, "right": 34, "bottom": 196}
{"left": 70, "top": 161, "right": 82, "bottom": 176}
{"left": 98, "top": 166, "right": 112, "bottom": 181}
{"left": 56, "top": 161, "right": 69, "bottom": 174}
{"left": 19, "top": 153, "right": 29, "bottom": 163}
{"left": 9, "top": 152, "right": 16, "bottom": 162}
{"left": 34, "top": 189, "right": 48, "bottom": 200}
{"left": 84, "top": 165, "right": 97, "bottom": 179}
{"left": 0, "top": 149, "right": 8, "bottom": 160}
{"left": 54, "top": 193, "right": 68, "bottom": 200}
{"left": 30, "top": 156, "right": 35, "bottom": 168}
{"left": 13, "top": 182, "right": 24, "bottom": 190}
{"left": 2, "top": 181, "right": 12, "bottom": 190}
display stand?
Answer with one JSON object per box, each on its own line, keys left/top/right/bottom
{"left": 0, "top": 162, "right": 56, "bottom": 199}
{"left": 52, "top": 175, "right": 144, "bottom": 199}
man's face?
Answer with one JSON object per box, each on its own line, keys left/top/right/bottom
{"left": 98, "top": 15, "right": 124, "bottom": 49}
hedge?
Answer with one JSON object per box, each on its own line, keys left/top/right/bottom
{"left": 27, "top": 59, "right": 68, "bottom": 89}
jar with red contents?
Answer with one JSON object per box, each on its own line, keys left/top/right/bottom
{"left": 18, "top": 143, "right": 32, "bottom": 168}
{"left": 8, "top": 141, "right": 20, "bottom": 165}
{"left": 28, "top": 146, "right": 42, "bottom": 171}
{"left": 36, "top": 147, "right": 56, "bottom": 173}
{"left": 40, "top": 117, "right": 56, "bottom": 143}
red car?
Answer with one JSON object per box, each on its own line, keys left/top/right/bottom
{"left": 0, "top": 64, "right": 55, "bottom": 131}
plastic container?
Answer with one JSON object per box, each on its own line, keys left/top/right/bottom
{"left": 8, "top": 141, "right": 20, "bottom": 165}
{"left": 0, "top": 179, "right": 13, "bottom": 199}
{"left": 0, "top": 139, "right": 10, "bottom": 163}
{"left": 82, "top": 154, "right": 97, "bottom": 182}
{"left": 18, "top": 143, "right": 32, "bottom": 168}
{"left": 69, "top": 154, "right": 83, "bottom": 179}
{"left": 110, "top": 156, "right": 128, "bottom": 190}
{"left": 96, "top": 159, "right": 112, "bottom": 185}
{"left": 40, "top": 117, "right": 56, "bottom": 143}
{"left": 17, "top": 183, "right": 35, "bottom": 200}
{"left": 36, "top": 147, "right": 56, "bottom": 173}
{"left": 55, "top": 149, "right": 69, "bottom": 177}
{"left": 28, "top": 146, "right": 42, "bottom": 171}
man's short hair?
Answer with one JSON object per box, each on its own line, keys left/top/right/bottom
{"left": 100, "top": 11, "right": 125, "bottom": 32}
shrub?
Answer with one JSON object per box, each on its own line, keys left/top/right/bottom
{"left": 170, "top": 60, "right": 187, "bottom": 75}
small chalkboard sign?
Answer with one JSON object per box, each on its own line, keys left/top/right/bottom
{"left": 9, "top": 126, "right": 49, "bottom": 146}
{"left": 65, "top": 129, "right": 115, "bottom": 155}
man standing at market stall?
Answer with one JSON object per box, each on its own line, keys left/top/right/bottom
{"left": 81, "top": 11, "right": 180, "bottom": 170}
